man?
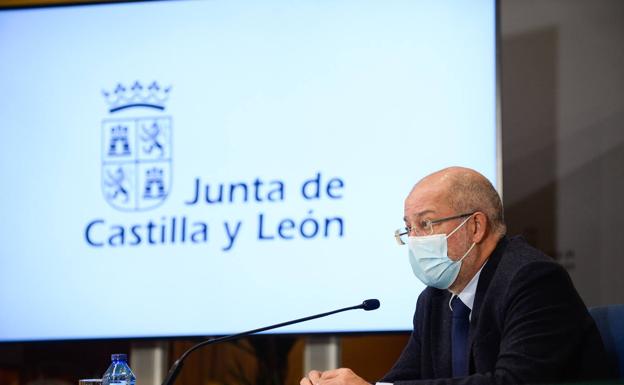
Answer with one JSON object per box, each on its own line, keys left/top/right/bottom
{"left": 301, "top": 167, "right": 615, "bottom": 385}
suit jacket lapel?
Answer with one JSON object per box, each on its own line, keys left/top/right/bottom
{"left": 431, "top": 290, "right": 453, "bottom": 377}
{"left": 468, "top": 237, "right": 508, "bottom": 362}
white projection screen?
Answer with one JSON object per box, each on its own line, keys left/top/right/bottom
{"left": 0, "top": 0, "right": 499, "bottom": 341}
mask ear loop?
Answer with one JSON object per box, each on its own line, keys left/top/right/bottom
{"left": 446, "top": 215, "right": 477, "bottom": 311}
{"left": 445, "top": 214, "right": 474, "bottom": 239}
{"left": 448, "top": 241, "right": 476, "bottom": 312}
{"left": 457, "top": 242, "right": 476, "bottom": 263}
{"left": 448, "top": 214, "right": 477, "bottom": 264}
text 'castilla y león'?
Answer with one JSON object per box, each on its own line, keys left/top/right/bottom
{"left": 84, "top": 172, "right": 345, "bottom": 251}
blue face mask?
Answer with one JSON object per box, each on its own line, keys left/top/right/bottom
{"left": 406, "top": 215, "right": 475, "bottom": 289}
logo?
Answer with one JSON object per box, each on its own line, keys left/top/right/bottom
{"left": 101, "top": 81, "right": 172, "bottom": 211}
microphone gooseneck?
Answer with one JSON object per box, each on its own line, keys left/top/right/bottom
{"left": 161, "top": 299, "right": 381, "bottom": 385}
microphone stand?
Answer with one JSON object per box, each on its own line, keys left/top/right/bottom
{"left": 161, "top": 299, "right": 380, "bottom": 385}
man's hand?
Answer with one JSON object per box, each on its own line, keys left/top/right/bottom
{"left": 300, "top": 369, "right": 322, "bottom": 385}
{"left": 300, "top": 368, "right": 370, "bottom": 385}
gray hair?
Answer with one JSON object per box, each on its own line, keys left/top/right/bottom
{"left": 444, "top": 169, "right": 506, "bottom": 237}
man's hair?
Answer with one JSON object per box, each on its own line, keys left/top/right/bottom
{"left": 444, "top": 170, "right": 506, "bottom": 237}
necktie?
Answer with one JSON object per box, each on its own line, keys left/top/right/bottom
{"left": 451, "top": 296, "right": 470, "bottom": 377}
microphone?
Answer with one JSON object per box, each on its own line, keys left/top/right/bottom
{"left": 161, "top": 299, "right": 380, "bottom": 385}
{"left": 362, "top": 298, "right": 380, "bottom": 311}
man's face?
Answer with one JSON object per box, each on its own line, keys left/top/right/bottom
{"left": 404, "top": 179, "right": 473, "bottom": 263}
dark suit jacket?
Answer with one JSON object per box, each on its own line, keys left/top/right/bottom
{"left": 380, "top": 236, "right": 616, "bottom": 385}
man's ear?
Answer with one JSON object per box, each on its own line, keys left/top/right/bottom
{"left": 471, "top": 212, "right": 488, "bottom": 243}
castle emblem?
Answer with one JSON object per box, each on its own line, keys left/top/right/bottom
{"left": 101, "top": 81, "right": 172, "bottom": 211}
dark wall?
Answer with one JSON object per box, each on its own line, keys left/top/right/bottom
{"left": 500, "top": 0, "right": 624, "bottom": 306}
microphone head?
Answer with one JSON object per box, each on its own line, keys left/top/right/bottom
{"left": 362, "top": 299, "right": 380, "bottom": 311}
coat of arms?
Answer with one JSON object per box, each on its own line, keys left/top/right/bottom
{"left": 101, "top": 81, "right": 172, "bottom": 211}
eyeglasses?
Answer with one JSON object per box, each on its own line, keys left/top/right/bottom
{"left": 394, "top": 212, "right": 475, "bottom": 245}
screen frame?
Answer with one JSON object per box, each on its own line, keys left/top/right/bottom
{"left": 0, "top": 0, "right": 502, "bottom": 343}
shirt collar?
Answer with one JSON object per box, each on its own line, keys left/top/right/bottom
{"left": 448, "top": 261, "right": 487, "bottom": 312}
{"left": 457, "top": 263, "right": 484, "bottom": 310}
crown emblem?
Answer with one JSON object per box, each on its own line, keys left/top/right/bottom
{"left": 102, "top": 81, "right": 171, "bottom": 113}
